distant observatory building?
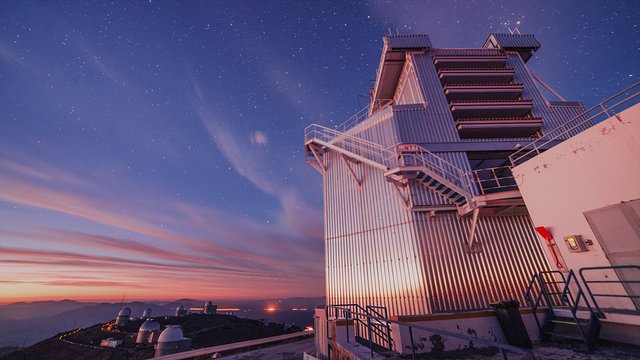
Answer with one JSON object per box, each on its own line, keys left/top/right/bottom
{"left": 175, "top": 305, "right": 187, "bottom": 317}
{"left": 142, "top": 307, "right": 152, "bottom": 319}
{"left": 155, "top": 325, "right": 191, "bottom": 357}
{"left": 203, "top": 300, "right": 217, "bottom": 315}
{"left": 115, "top": 307, "right": 131, "bottom": 328}
{"left": 136, "top": 319, "right": 161, "bottom": 345}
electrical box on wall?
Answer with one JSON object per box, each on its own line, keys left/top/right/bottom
{"left": 564, "top": 235, "right": 589, "bottom": 252}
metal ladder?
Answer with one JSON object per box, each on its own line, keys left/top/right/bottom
{"left": 524, "top": 270, "right": 601, "bottom": 350}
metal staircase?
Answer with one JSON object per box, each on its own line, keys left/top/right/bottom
{"left": 524, "top": 270, "right": 601, "bottom": 350}
{"left": 385, "top": 145, "right": 475, "bottom": 207}
{"left": 329, "top": 303, "right": 394, "bottom": 356}
{"left": 305, "top": 124, "right": 519, "bottom": 214}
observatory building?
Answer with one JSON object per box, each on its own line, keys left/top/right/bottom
{"left": 136, "top": 319, "right": 161, "bottom": 345}
{"left": 175, "top": 305, "right": 187, "bottom": 317}
{"left": 142, "top": 307, "right": 152, "bottom": 319}
{"left": 154, "top": 325, "right": 192, "bottom": 357}
{"left": 306, "top": 32, "right": 640, "bottom": 357}
{"left": 114, "top": 307, "right": 131, "bottom": 328}
{"left": 203, "top": 300, "right": 217, "bottom": 315}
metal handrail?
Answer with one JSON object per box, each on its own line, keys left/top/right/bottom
{"left": 579, "top": 265, "right": 640, "bottom": 318}
{"left": 510, "top": 81, "right": 640, "bottom": 167}
{"left": 390, "top": 145, "right": 475, "bottom": 200}
{"left": 307, "top": 125, "right": 520, "bottom": 203}
{"left": 333, "top": 99, "right": 393, "bottom": 133}
{"left": 449, "top": 99, "right": 533, "bottom": 104}
{"left": 304, "top": 124, "right": 395, "bottom": 167}
{"left": 524, "top": 269, "right": 599, "bottom": 349}
{"left": 327, "top": 305, "right": 534, "bottom": 360}
{"left": 330, "top": 303, "right": 393, "bottom": 355}
{"left": 472, "top": 166, "right": 519, "bottom": 195}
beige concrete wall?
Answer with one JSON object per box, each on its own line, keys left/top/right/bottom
{"left": 390, "top": 310, "right": 543, "bottom": 355}
{"left": 512, "top": 103, "right": 640, "bottom": 310}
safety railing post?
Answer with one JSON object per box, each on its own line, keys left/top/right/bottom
{"left": 345, "top": 310, "right": 350, "bottom": 343}
{"left": 326, "top": 306, "right": 331, "bottom": 360}
{"left": 409, "top": 326, "right": 416, "bottom": 360}
{"left": 367, "top": 316, "right": 374, "bottom": 358}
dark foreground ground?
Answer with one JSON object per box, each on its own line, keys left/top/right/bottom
{"left": 1, "top": 313, "right": 300, "bottom": 360}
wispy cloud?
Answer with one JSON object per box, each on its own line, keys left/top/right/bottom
{"left": 193, "top": 85, "right": 324, "bottom": 247}
{"left": 0, "top": 155, "right": 324, "bottom": 300}
{"left": 250, "top": 131, "right": 268, "bottom": 146}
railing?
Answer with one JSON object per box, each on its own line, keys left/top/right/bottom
{"left": 524, "top": 269, "right": 599, "bottom": 349}
{"left": 524, "top": 271, "right": 563, "bottom": 331}
{"left": 510, "top": 81, "right": 640, "bottom": 167}
{"left": 329, "top": 303, "right": 393, "bottom": 356}
{"left": 333, "top": 99, "right": 393, "bottom": 133}
{"left": 153, "top": 331, "right": 313, "bottom": 360}
{"left": 326, "top": 305, "right": 534, "bottom": 360}
{"left": 450, "top": 99, "right": 532, "bottom": 104}
{"left": 304, "top": 124, "right": 395, "bottom": 168}
{"left": 471, "top": 166, "right": 518, "bottom": 195}
{"left": 438, "top": 67, "right": 515, "bottom": 72}
{"left": 391, "top": 145, "right": 474, "bottom": 200}
{"left": 306, "top": 126, "right": 521, "bottom": 204}
{"left": 365, "top": 305, "right": 393, "bottom": 350}
{"left": 579, "top": 265, "right": 640, "bottom": 318}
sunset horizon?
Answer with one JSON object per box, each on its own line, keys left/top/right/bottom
{"left": 1, "top": 0, "right": 637, "bottom": 318}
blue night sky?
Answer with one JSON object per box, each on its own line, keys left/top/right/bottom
{"left": 0, "top": 0, "right": 638, "bottom": 302}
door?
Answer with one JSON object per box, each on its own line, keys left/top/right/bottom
{"left": 584, "top": 199, "right": 640, "bottom": 310}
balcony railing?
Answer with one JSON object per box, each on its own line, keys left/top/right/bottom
{"left": 333, "top": 99, "right": 393, "bottom": 133}
{"left": 509, "top": 81, "right": 640, "bottom": 167}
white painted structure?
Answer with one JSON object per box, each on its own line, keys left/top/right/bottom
{"left": 155, "top": 325, "right": 192, "bottom": 357}
{"left": 204, "top": 300, "right": 217, "bottom": 315}
{"left": 115, "top": 307, "right": 131, "bottom": 328}
{"left": 513, "top": 104, "right": 639, "bottom": 283}
{"left": 142, "top": 307, "right": 152, "bottom": 319}
{"left": 175, "top": 305, "right": 187, "bottom": 317}
{"left": 512, "top": 104, "right": 640, "bottom": 344}
{"left": 136, "top": 319, "right": 161, "bottom": 345}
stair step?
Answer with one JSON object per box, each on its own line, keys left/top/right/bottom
{"left": 543, "top": 331, "right": 585, "bottom": 341}
{"left": 550, "top": 319, "right": 578, "bottom": 325}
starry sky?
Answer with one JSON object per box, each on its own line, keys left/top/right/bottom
{"left": 1, "top": 0, "right": 638, "bottom": 303}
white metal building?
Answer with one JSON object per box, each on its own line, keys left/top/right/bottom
{"left": 305, "top": 32, "right": 639, "bottom": 357}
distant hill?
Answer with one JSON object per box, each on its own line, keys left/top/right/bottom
{"left": 1, "top": 312, "right": 306, "bottom": 360}
{"left": 0, "top": 297, "right": 324, "bottom": 347}
{"left": 0, "top": 300, "right": 93, "bottom": 321}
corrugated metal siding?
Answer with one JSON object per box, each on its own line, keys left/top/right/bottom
{"left": 385, "top": 34, "right": 431, "bottom": 50}
{"left": 490, "top": 33, "right": 541, "bottom": 49}
{"left": 509, "top": 53, "right": 586, "bottom": 136}
{"left": 323, "top": 147, "right": 551, "bottom": 316}
{"left": 394, "top": 53, "right": 460, "bottom": 143}
{"left": 324, "top": 150, "right": 430, "bottom": 316}
{"left": 346, "top": 106, "right": 399, "bottom": 148}
{"left": 413, "top": 213, "right": 551, "bottom": 313}
{"left": 317, "top": 38, "right": 563, "bottom": 319}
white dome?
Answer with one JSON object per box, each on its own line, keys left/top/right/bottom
{"left": 204, "top": 301, "right": 213, "bottom": 306}
{"left": 139, "top": 319, "right": 160, "bottom": 332}
{"left": 176, "top": 305, "right": 185, "bottom": 311}
{"left": 117, "top": 307, "right": 131, "bottom": 317}
{"left": 158, "top": 325, "right": 185, "bottom": 343}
